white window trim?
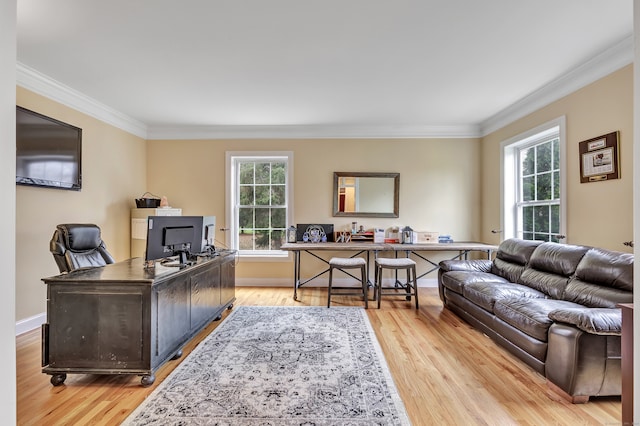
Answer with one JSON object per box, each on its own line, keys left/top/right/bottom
{"left": 500, "top": 116, "right": 566, "bottom": 242}
{"left": 225, "top": 151, "right": 294, "bottom": 260}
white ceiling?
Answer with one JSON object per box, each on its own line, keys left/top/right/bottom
{"left": 16, "top": 0, "right": 633, "bottom": 139}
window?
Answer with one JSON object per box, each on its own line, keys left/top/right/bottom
{"left": 501, "top": 117, "right": 566, "bottom": 242}
{"left": 226, "top": 152, "right": 293, "bottom": 257}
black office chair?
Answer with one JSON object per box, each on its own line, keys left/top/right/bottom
{"left": 50, "top": 224, "right": 115, "bottom": 273}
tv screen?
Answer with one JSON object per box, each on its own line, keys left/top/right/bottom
{"left": 16, "top": 106, "right": 82, "bottom": 190}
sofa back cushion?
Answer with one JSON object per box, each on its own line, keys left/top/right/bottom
{"left": 491, "top": 238, "right": 543, "bottom": 283}
{"left": 563, "top": 248, "right": 633, "bottom": 307}
{"left": 519, "top": 242, "right": 590, "bottom": 299}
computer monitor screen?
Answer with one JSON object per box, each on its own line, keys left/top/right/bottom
{"left": 145, "top": 216, "right": 205, "bottom": 264}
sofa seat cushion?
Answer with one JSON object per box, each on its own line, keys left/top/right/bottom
{"left": 441, "top": 271, "right": 509, "bottom": 295}
{"left": 548, "top": 308, "right": 622, "bottom": 335}
{"left": 463, "top": 282, "right": 546, "bottom": 312}
{"left": 494, "top": 298, "right": 584, "bottom": 342}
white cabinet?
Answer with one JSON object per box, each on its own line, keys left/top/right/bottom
{"left": 131, "top": 208, "right": 182, "bottom": 258}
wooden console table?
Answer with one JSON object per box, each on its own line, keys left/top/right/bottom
{"left": 41, "top": 250, "right": 236, "bottom": 386}
{"left": 281, "top": 241, "right": 497, "bottom": 300}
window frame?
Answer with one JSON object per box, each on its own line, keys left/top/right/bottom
{"left": 226, "top": 151, "right": 294, "bottom": 260}
{"left": 500, "top": 117, "right": 566, "bottom": 242}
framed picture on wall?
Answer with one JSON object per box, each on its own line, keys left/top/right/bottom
{"left": 579, "top": 131, "right": 619, "bottom": 183}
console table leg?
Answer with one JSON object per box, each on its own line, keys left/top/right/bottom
{"left": 140, "top": 374, "right": 155, "bottom": 387}
{"left": 50, "top": 373, "right": 66, "bottom": 386}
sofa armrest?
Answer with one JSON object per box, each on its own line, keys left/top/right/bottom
{"left": 546, "top": 322, "right": 622, "bottom": 398}
{"left": 548, "top": 308, "right": 621, "bottom": 336}
{"left": 439, "top": 259, "right": 492, "bottom": 273}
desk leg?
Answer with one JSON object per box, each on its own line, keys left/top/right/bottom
{"left": 293, "top": 250, "right": 300, "bottom": 301}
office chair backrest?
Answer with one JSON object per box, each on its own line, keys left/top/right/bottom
{"left": 50, "top": 224, "right": 115, "bottom": 273}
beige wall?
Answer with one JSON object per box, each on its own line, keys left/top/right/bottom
{"left": 147, "top": 137, "right": 482, "bottom": 281}
{"left": 14, "top": 64, "right": 633, "bottom": 320}
{"left": 16, "top": 87, "right": 148, "bottom": 321}
{"left": 481, "top": 65, "right": 633, "bottom": 252}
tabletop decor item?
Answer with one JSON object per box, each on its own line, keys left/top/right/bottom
{"left": 286, "top": 226, "right": 297, "bottom": 243}
{"left": 304, "top": 224, "right": 326, "bottom": 243}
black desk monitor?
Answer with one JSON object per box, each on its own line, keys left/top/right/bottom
{"left": 145, "top": 216, "right": 205, "bottom": 265}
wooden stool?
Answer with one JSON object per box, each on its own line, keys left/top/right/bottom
{"left": 327, "top": 257, "right": 368, "bottom": 308}
{"left": 375, "top": 257, "right": 419, "bottom": 309}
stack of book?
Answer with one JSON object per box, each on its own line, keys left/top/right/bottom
{"left": 438, "top": 235, "right": 454, "bottom": 243}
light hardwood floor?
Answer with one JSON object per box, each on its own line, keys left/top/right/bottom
{"left": 17, "top": 287, "right": 621, "bottom": 425}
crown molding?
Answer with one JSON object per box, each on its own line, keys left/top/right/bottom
{"left": 16, "top": 62, "right": 148, "bottom": 139}
{"left": 146, "top": 123, "right": 481, "bottom": 140}
{"left": 16, "top": 34, "right": 633, "bottom": 141}
{"left": 480, "top": 35, "right": 633, "bottom": 137}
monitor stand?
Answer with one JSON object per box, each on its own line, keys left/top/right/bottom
{"left": 177, "top": 250, "right": 188, "bottom": 266}
{"left": 163, "top": 251, "right": 189, "bottom": 268}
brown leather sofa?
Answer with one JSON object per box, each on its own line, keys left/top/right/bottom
{"left": 437, "top": 238, "right": 633, "bottom": 403}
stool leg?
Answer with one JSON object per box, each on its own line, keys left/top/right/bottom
{"left": 361, "top": 264, "right": 368, "bottom": 309}
{"left": 377, "top": 264, "right": 382, "bottom": 309}
{"left": 405, "top": 267, "right": 412, "bottom": 301}
{"left": 412, "top": 265, "right": 419, "bottom": 309}
{"left": 327, "top": 266, "right": 333, "bottom": 308}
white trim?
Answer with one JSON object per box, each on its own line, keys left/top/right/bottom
{"left": 226, "top": 151, "right": 294, "bottom": 255}
{"left": 16, "top": 62, "right": 148, "bottom": 139}
{"left": 15, "top": 312, "right": 46, "bottom": 336}
{"left": 482, "top": 35, "right": 632, "bottom": 136}
{"left": 147, "top": 124, "right": 481, "bottom": 140}
{"left": 16, "top": 35, "right": 631, "bottom": 141}
{"left": 500, "top": 117, "right": 566, "bottom": 241}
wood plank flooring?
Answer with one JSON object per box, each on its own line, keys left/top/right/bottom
{"left": 17, "top": 287, "right": 621, "bottom": 425}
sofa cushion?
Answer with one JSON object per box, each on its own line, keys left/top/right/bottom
{"left": 548, "top": 308, "right": 622, "bottom": 336}
{"left": 564, "top": 279, "right": 633, "bottom": 308}
{"left": 519, "top": 242, "right": 590, "bottom": 298}
{"left": 563, "top": 248, "right": 634, "bottom": 308}
{"left": 463, "top": 282, "right": 546, "bottom": 312}
{"left": 494, "top": 238, "right": 543, "bottom": 265}
{"left": 494, "top": 298, "right": 584, "bottom": 342}
{"left": 490, "top": 238, "right": 542, "bottom": 282}
{"left": 439, "top": 259, "right": 492, "bottom": 274}
{"left": 441, "top": 271, "right": 509, "bottom": 295}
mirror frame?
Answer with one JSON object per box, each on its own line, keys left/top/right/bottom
{"left": 333, "top": 172, "right": 400, "bottom": 218}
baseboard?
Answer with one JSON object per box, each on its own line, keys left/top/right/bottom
{"left": 16, "top": 312, "right": 46, "bottom": 336}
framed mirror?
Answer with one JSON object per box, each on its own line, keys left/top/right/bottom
{"left": 333, "top": 172, "right": 399, "bottom": 218}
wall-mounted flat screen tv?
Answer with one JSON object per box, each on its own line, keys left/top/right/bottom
{"left": 16, "top": 106, "right": 82, "bottom": 191}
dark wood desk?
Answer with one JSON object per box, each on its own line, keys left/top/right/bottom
{"left": 41, "top": 251, "right": 236, "bottom": 386}
{"left": 281, "top": 241, "right": 497, "bottom": 300}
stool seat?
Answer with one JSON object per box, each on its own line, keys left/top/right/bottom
{"left": 374, "top": 257, "right": 419, "bottom": 309}
{"left": 327, "top": 257, "right": 368, "bottom": 308}
{"left": 329, "top": 257, "right": 366, "bottom": 268}
{"left": 375, "top": 258, "right": 416, "bottom": 268}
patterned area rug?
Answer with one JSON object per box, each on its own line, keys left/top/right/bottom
{"left": 123, "top": 306, "right": 411, "bottom": 425}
